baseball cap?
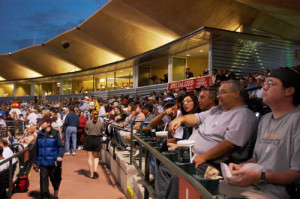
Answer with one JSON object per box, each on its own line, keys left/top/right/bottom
{"left": 163, "top": 95, "right": 175, "bottom": 107}
{"left": 84, "top": 96, "right": 89, "bottom": 99}
{"left": 268, "top": 68, "right": 300, "bottom": 90}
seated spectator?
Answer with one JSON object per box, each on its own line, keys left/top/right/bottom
{"left": 6, "top": 130, "right": 17, "bottom": 145}
{"left": 150, "top": 95, "right": 183, "bottom": 143}
{"left": 0, "top": 147, "right": 9, "bottom": 172}
{"left": 156, "top": 80, "right": 257, "bottom": 199}
{"left": 0, "top": 138, "right": 16, "bottom": 164}
{"left": 220, "top": 68, "right": 300, "bottom": 199}
{"left": 249, "top": 75, "right": 264, "bottom": 99}
{"left": 170, "top": 80, "right": 257, "bottom": 173}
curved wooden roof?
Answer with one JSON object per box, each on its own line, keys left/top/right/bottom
{"left": 0, "top": 0, "right": 299, "bottom": 80}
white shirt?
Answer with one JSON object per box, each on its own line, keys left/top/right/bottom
{"left": 0, "top": 159, "right": 9, "bottom": 172}
{"left": 3, "top": 147, "right": 17, "bottom": 164}
{"left": 27, "top": 112, "right": 38, "bottom": 124}
{"left": 0, "top": 119, "right": 6, "bottom": 127}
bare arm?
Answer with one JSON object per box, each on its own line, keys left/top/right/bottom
{"left": 149, "top": 112, "right": 166, "bottom": 127}
{"left": 169, "top": 114, "right": 198, "bottom": 134}
{"left": 194, "top": 139, "right": 235, "bottom": 168}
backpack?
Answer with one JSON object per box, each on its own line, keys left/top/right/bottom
{"left": 12, "top": 176, "right": 29, "bottom": 193}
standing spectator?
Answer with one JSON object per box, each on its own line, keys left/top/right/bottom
{"left": 77, "top": 111, "right": 87, "bottom": 150}
{"left": 64, "top": 106, "right": 79, "bottom": 156}
{"left": 186, "top": 67, "right": 194, "bottom": 79}
{"left": 32, "top": 116, "right": 64, "bottom": 199}
{"left": 84, "top": 110, "right": 104, "bottom": 179}
{"left": 27, "top": 109, "right": 38, "bottom": 125}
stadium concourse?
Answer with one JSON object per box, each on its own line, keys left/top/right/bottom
{"left": 12, "top": 150, "right": 126, "bottom": 199}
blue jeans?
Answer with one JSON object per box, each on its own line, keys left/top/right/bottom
{"left": 65, "top": 126, "right": 77, "bottom": 153}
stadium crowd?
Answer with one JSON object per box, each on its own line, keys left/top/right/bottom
{"left": 0, "top": 66, "right": 300, "bottom": 199}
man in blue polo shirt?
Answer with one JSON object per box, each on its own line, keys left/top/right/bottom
{"left": 64, "top": 106, "right": 79, "bottom": 156}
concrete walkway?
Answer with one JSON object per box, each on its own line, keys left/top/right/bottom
{"left": 12, "top": 150, "right": 126, "bottom": 199}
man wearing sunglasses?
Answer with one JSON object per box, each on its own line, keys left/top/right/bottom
{"left": 220, "top": 68, "right": 300, "bottom": 199}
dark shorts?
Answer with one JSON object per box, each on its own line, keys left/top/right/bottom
{"left": 83, "top": 135, "right": 102, "bottom": 152}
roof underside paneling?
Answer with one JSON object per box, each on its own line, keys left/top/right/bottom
{"left": 0, "top": 0, "right": 299, "bottom": 80}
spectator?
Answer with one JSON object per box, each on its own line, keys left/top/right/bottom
{"left": 0, "top": 138, "right": 16, "bottom": 164}
{"left": 215, "top": 69, "right": 227, "bottom": 86}
{"left": 198, "top": 87, "right": 218, "bottom": 111}
{"left": 32, "top": 116, "right": 64, "bottom": 199}
{"left": 211, "top": 69, "right": 217, "bottom": 85}
{"left": 84, "top": 110, "right": 104, "bottom": 179}
{"left": 64, "top": 106, "right": 79, "bottom": 156}
{"left": 77, "top": 111, "right": 87, "bottom": 150}
{"left": 27, "top": 109, "right": 38, "bottom": 125}
{"left": 150, "top": 95, "right": 183, "bottom": 143}
{"left": 186, "top": 67, "right": 194, "bottom": 79}
{"left": 6, "top": 130, "right": 16, "bottom": 145}
{"left": 0, "top": 147, "right": 9, "bottom": 172}
{"left": 220, "top": 68, "right": 300, "bottom": 199}
{"left": 170, "top": 80, "right": 257, "bottom": 172}
{"left": 249, "top": 75, "right": 264, "bottom": 99}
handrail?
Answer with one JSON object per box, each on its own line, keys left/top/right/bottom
{"left": 132, "top": 134, "right": 214, "bottom": 199}
{"left": 0, "top": 144, "right": 33, "bottom": 199}
{"left": 105, "top": 121, "right": 214, "bottom": 199}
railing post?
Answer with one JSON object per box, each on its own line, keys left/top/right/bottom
{"left": 8, "top": 159, "right": 13, "bottom": 199}
{"left": 130, "top": 123, "right": 134, "bottom": 165}
{"left": 144, "top": 149, "right": 150, "bottom": 199}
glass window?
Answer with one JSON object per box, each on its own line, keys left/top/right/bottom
{"left": 72, "top": 76, "right": 93, "bottom": 93}
{"left": 138, "top": 57, "right": 168, "bottom": 86}
{"left": 172, "top": 57, "right": 186, "bottom": 81}
{"left": 15, "top": 83, "right": 31, "bottom": 96}
{"left": 62, "top": 80, "right": 72, "bottom": 94}
{"left": 0, "top": 84, "right": 14, "bottom": 97}
{"left": 116, "top": 67, "right": 133, "bottom": 90}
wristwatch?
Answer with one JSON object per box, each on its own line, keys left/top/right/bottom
{"left": 259, "top": 172, "right": 267, "bottom": 184}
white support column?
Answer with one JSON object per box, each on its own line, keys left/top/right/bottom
{"left": 30, "top": 82, "right": 35, "bottom": 96}
{"left": 208, "top": 40, "right": 213, "bottom": 76}
{"left": 168, "top": 55, "right": 172, "bottom": 83}
{"left": 59, "top": 79, "right": 63, "bottom": 95}
{"left": 133, "top": 65, "right": 138, "bottom": 88}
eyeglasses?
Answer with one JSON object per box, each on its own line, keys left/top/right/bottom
{"left": 263, "top": 80, "right": 279, "bottom": 88}
{"left": 183, "top": 99, "right": 193, "bottom": 104}
{"left": 217, "top": 90, "right": 232, "bottom": 96}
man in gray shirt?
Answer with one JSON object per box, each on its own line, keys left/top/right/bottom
{"left": 222, "top": 68, "right": 300, "bottom": 199}
{"left": 170, "top": 80, "right": 257, "bottom": 172}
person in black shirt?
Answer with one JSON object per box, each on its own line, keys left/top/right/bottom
{"left": 186, "top": 67, "right": 194, "bottom": 79}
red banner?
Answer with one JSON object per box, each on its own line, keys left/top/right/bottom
{"left": 168, "top": 76, "right": 211, "bottom": 92}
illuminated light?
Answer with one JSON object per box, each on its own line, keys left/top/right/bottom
{"left": 186, "top": 54, "right": 190, "bottom": 57}
{"left": 0, "top": 76, "right": 6, "bottom": 81}
{"left": 199, "top": 50, "right": 204, "bottom": 53}
{"left": 236, "top": 26, "right": 242, "bottom": 32}
{"left": 100, "top": 79, "right": 105, "bottom": 82}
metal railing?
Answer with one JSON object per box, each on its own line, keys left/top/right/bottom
{"left": 107, "top": 121, "right": 214, "bottom": 199}
{"left": 0, "top": 120, "right": 25, "bottom": 137}
{"left": 0, "top": 143, "right": 34, "bottom": 199}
